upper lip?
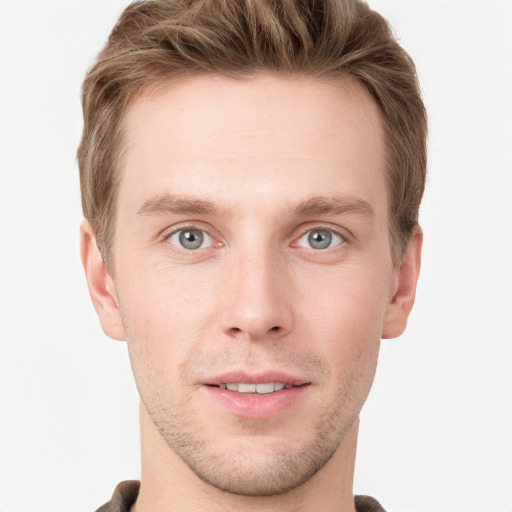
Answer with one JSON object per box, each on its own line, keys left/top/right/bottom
{"left": 203, "top": 371, "right": 309, "bottom": 387}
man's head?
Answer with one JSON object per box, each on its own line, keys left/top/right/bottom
{"left": 79, "top": 0, "right": 425, "bottom": 505}
{"left": 78, "top": 0, "right": 426, "bottom": 271}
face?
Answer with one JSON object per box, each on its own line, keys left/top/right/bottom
{"left": 84, "top": 75, "right": 419, "bottom": 496}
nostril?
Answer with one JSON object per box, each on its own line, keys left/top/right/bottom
{"left": 225, "top": 324, "right": 286, "bottom": 339}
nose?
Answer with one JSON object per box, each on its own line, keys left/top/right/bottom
{"left": 219, "top": 246, "right": 294, "bottom": 342}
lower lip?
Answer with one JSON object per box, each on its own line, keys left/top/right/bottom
{"left": 203, "top": 385, "right": 308, "bottom": 419}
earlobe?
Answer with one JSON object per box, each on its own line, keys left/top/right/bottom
{"left": 382, "top": 226, "right": 423, "bottom": 339}
{"left": 80, "top": 219, "right": 126, "bottom": 341}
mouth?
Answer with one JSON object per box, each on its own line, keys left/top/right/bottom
{"left": 210, "top": 382, "right": 297, "bottom": 394}
{"left": 203, "top": 374, "right": 310, "bottom": 418}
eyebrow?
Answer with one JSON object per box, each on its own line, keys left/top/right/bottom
{"left": 137, "top": 194, "right": 217, "bottom": 216}
{"left": 137, "top": 193, "right": 375, "bottom": 220}
{"left": 291, "top": 196, "right": 375, "bottom": 219}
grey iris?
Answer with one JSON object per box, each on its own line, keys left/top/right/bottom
{"left": 179, "top": 229, "right": 204, "bottom": 249}
{"left": 308, "top": 229, "right": 332, "bottom": 249}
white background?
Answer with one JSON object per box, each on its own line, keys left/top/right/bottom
{"left": 0, "top": 1, "right": 511, "bottom": 511}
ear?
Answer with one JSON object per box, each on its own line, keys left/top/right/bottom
{"left": 80, "top": 219, "right": 126, "bottom": 341}
{"left": 382, "top": 226, "right": 423, "bottom": 339}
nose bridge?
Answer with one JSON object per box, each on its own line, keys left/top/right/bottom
{"left": 220, "top": 239, "right": 293, "bottom": 341}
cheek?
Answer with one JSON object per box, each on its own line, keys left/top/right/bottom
{"left": 299, "top": 265, "right": 390, "bottom": 335}
{"left": 313, "top": 286, "right": 382, "bottom": 412}
{"left": 117, "top": 258, "right": 215, "bottom": 333}
{"left": 296, "top": 267, "right": 388, "bottom": 374}
{"left": 115, "top": 267, "right": 215, "bottom": 391}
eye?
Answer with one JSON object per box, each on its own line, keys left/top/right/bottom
{"left": 296, "top": 228, "right": 344, "bottom": 250}
{"left": 167, "top": 228, "right": 212, "bottom": 250}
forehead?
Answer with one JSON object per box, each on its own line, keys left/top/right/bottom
{"left": 118, "top": 74, "right": 387, "bottom": 218}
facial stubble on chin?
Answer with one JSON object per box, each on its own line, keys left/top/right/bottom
{"left": 135, "top": 348, "right": 377, "bottom": 497}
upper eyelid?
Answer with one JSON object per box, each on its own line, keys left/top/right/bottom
{"left": 160, "top": 222, "right": 215, "bottom": 241}
{"left": 294, "top": 228, "right": 345, "bottom": 249}
{"left": 168, "top": 227, "right": 212, "bottom": 248}
{"left": 162, "top": 227, "right": 219, "bottom": 256}
{"left": 298, "top": 227, "right": 344, "bottom": 239}
{"left": 292, "top": 223, "right": 351, "bottom": 242}
{"left": 158, "top": 222, "right": 350, "bottom": 245}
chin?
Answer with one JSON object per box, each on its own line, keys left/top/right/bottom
{"left": 180, "top": 439, "right": 338, "bottom": 497}
{"left": 153, "top": 405, "right": 353, "bottom": 497}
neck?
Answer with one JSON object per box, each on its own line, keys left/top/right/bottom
{"left": 133, "top": 403, "right": 358, "bottom": 512}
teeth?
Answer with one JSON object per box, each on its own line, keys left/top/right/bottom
{"left": 219, "top": 383, "right": 288, "bottom": 394}
{"left": 255, "top": 383, "right": 274, "bottom": 394}
{"left": 238, "top": 383, "right": 256, "bottom": 393}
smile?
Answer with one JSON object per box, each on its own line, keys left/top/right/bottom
{"left": 217, "top": 382, "right": 291, "bottom": 394}
{"left": 205, "top": 380, "right": 309, "bottom": 419}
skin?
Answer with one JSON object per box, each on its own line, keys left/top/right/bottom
{"left": 81, "top": 74, "right": 422, "bottom": 512}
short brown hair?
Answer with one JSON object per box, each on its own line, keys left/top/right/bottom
{"left": 78, "top": 0, "right": 427, "bottom": 268}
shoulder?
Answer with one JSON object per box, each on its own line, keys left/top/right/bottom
{"left": 94, "top": 483, "right": 385, "bottom": 512}
{"left": 355, "top": 495, "right": 387, "bottom": 512}
{"left": 95, "top": 481, "right": 140, "bottom": 512}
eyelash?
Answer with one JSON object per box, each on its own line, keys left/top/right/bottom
{"left": 162, "top": 223, "right": 348, "bottom": 255}
{"left": 294, "top": 226, "right": 346, "bottom": 250}
{"left": 162, "top": 224, "right": 221, "bottom": 254}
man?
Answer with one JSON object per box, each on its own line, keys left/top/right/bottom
{"left": 78, "top": 0, "right": 426, "bottom": 510}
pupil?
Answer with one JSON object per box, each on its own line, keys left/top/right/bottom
{"left": 308, "top": 230, "right": 332, "bottom": 249}
{"left": 179, "top": 230, "right": 203, "bottom": 249}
